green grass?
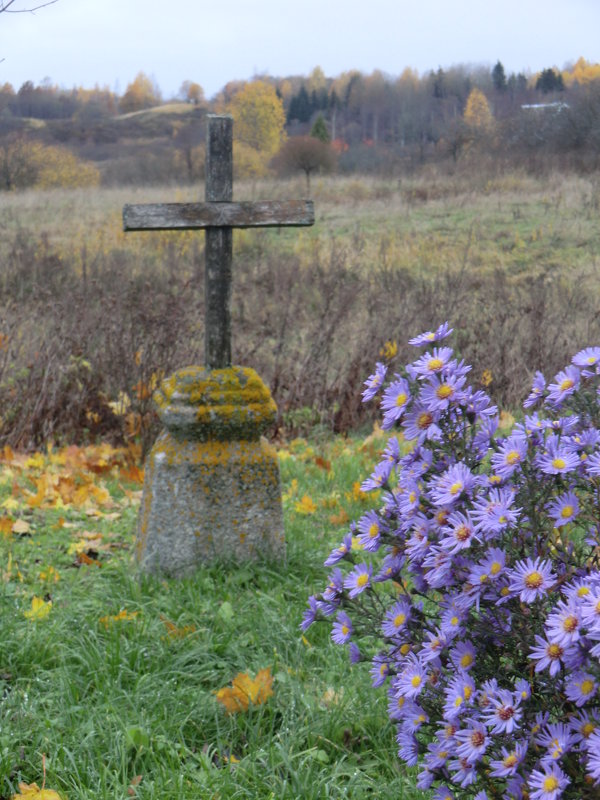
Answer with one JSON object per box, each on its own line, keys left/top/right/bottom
{"left": 0, "top": 434, "right": 422, "bottom": 800}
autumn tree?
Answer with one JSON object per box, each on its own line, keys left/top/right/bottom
{"left": 119, "top": 72, "right": 161, "bottom": 114}
{"left": 179, "top": 80, "right": 205, "bottom": 106}
{"left": 0, "top": 134, "right": 99, "bottom": 190}
{"left": 272, "top": 135, "right": 336, "bottom": 193}
{"left": 229, "top": 80, "right": 285, "bottom": 176}
{"left": 535, "top": 68, "right": 565, "bottom": 94}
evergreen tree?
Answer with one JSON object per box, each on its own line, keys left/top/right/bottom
{"left": 535, "top": 68, "right": 565, "bottom": 94}
{"left": 310, "top": 114, "right": 330, "bottom": 143}
{"left": 492, "top": 61, "right": 507, "bottom": 92}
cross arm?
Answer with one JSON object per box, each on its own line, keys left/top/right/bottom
{"left": 123, "top": 199, "right": 314, "bottom": 231}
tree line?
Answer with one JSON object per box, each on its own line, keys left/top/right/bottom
{"left": 0, "top": 57, "right": 599, "bottom": 190}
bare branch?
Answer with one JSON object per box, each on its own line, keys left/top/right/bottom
{"left": 0, "top": 0, "right": 59, "bottom": 12}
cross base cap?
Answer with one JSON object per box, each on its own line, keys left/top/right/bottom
{"left": 153, "top": 365, "right": 277, "bottom": 441}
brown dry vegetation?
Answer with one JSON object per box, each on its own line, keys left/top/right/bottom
{"left": 0, "top": 167, "right": 599, "bottom": 453}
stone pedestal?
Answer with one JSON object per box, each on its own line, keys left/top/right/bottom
{"left": 136, "top": 365, "right": 285, "bottom": 577}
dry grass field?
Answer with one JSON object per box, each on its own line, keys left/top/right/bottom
{"left": 0, "top": 168, "right": 599, "bottom": 450}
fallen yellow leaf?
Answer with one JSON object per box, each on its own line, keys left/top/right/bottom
{"left": 99, "top": 609, "right": 139, "bottom": 627}
{"left": 24, "top": 596, "right": 52, "bottom": 622}
{"left": 216, "top": 667, "right": 274, "bottom": 713}
{"left": 12, "top": 782, "right": 64, "bottom": 800}
{"left": 294, "top": 495, "right": 317, "bottom": 515}
{"left": 12, "top": 519, "right": 31, "bottom": 535}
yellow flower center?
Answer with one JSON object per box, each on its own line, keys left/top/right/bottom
{"left": 506, "top": 450, "right": 521, "bottom": 465}
{"left": 524, "top": 571, "right": 543, "bottom": 589}
{"left": 400, "top": 643, "right": 411, "bottom": 655}
{"left": 455, "top": 524, "right": 471, "bottom": 541}
{"left": 409, "top": 491, "right": 417, "bottom": 503}
{"left": 547, "top": 643, "right": 563, "bottom": 659}
{"left": 563, "top": 615, "right": 578, "bottom": 633}
{"left": 460, "top": 653, "right": 474, "bottom": 668}
{"left": 418, "top": 411, "right": 433, "bottom": 429}
{"left": 428, "top": 357, "right": 444, "bottom": 371}
{"left": 588, "top": 355, "right": 597, "bottom": 364}
{"left": 450, "top": 615, "right": 459, "bottom": 626}
{"left": 454, "top": 696, "right": 463, "bottom": 708}
{"left": 436, "top": 384, "right": 453, "bottom": 400}
{"left": 552, "top": 457, "right": 566, "bottom": 470}
{"left": 560, "top": 378, "right": 574, "bottom": 392}
{"left": 580, "top": 679, "right": 594, "bottom": 695}
{"left": 464, "top": 686, "right": 473, "bottom": 700}
{"left": 450, "top": 481, "right": 463, "bottom": 496}
{"left": 503, "top": 754, "right": 518, "bottom": 768}
{"left": 396, "top": 392, "right": 408, "bottom": 407}
{"left": 561, "top": 504, "right": 574, "bottom": 518}
{"left": 394, "top": 613, "right": 406, "bottom": 627}
{"left": 543, "top": 777, "right": 559, "bottom": 792}
{"left": 411, "top": 675, "right": 422, "bottom": 688}
{"left": 490, "top": 561, "right": 502, "bottom": 575}
{"left": 583, "top": 722, "right": 596, "bottom": 737}
{"left": 357, "top": 573, "right": 369, "bottom": 588}
{"left": 577, "top": 586, "right": 590, "bottom": 597}
{"left": 368, "top": 523, "right": 379, "bottom": 538}
{"left": 479, "top": 573, "right": 489, "bottom": 583}
{"left": 341, "top": 624, "right": 349, "bottom": 636}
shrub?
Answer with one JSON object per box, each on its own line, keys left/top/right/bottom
{"left": 305, "top": 323, "right": 600, "bottom": 798}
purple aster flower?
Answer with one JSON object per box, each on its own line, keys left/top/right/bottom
{"left": 322, "top": 567, "right": 344, "bottom": 604}
{"left": 425, "top": 740, "right": 453, "bottom": 770}
{"left": 370, "top": 653, "right": 390, "bottom": 687}
{"left": 419, "top": 373, "right": 466, "bottom": 412}
{"left": 536, "top": 722, "right": 578, "bottom": 762}
{"left": 420, "top": 627, "right": 448, "bottom": 663}
{"left": 529, "top": 635, "right": 565, "bottom": 677}
{"left": 422, "top": 546, "right": 454, "bottom": 589}
{"left": 357, "top": 510, "right": 384, "bottom": 551}
{"left": 360, "top": 460, "right": 392, "bottom": 491}
{"left": 429, "top": 462, "right": 477, "bottom": 506}
{"left": 528, "top": 763, "right": 570, "bottom": 800}
{"left": 394, "top": 653, "right": 428, "bottom": 699}
{"left": 408, "top": 322, "right": 453, "bottom": 346}
{"left": 400, "top": 700, "right": 429, "bottom": 733}
{"left": 572, "top": 346, "right": 600, "bottom": 370}
{"left": 382, "top": 599, "right": 412, "bottom": 638}
{"left": 585, "top": 451, "right": 600, "bottom": 477}
{"left": 524, "top": 370, "right": 546, "bottom": 408}
{"left": 545, "top": 599, "right": 581, "bottom": 647}
{"left": 300, "top": 595, "right": 319, "bottom": 631}
{"left": 402, "top": 404, "right": 442, "bottom": 443}
{"left": 489, "top": 741, "right": 527, "bottom": 778}
{"left": 349, "top": 642, "right": 361, "bottom": 663}
{"left": 448, "top": 756, "right": 477, "bottom": 788}
{"left": 410, "top": 347, "right": 454, "bottom": 379}
{"left": 439, "top": 511, "right": 478, "bottom": 555}
{"left": 443, "top": 673, "right": 475, "bottom": 721}
{"left": 470, "top": 547, "right": 507, "bottom": 585}
{"left": 481, "top": 689, "right": 522, "bottom": 734}
{"left": 432, "top": 788, "right": 456, "bottom": 800}
{"left": 324, "top": 532, "right": 353, "bottom": 566}
{"left": 449, "top": 640, "right": 476, "bottom": 672}
{"left": 396, "top": 727, "right": 419, "bottom": 765}
{"left": 470, "top": 488, "right": 520, "bottom": 538}
{"left": 490, "top": 434, "right": 528, "bottom": 480}
{"left": 514, "top": 678, "right": 531, "bottom": 701}
{"left": 535, "top": 434, "right": 580, "bottom": 475}
{"left": 546, "top": 365, "right": 580, "bottom": 407}
{"left": 547, "top": 490, "right": 580, "bottom": 528}
{"left": 331, "top": 611, "right": 353, "bottom": 645}
{"left": 565, "top": 671, "right": 597, "bottom": 707}
{"left": 580, "top": 588, "right": 600, "bottom": 630}
{"left": 362, "top": 361, "right": 387, "bottom": 402}
{"left": 508, "top": 557, "right": 555, "bottom": 603}
{"left": 343, "top": 563, "right": 372, "bottom": 598}
{"left": 586, "top": 730, "right": 600, "bottom": 784}
{"left": 568, "top": 709, "right": 600, "bottom": 745}
{"left": 380, "top": 377, "right": 411, "bottom": 428}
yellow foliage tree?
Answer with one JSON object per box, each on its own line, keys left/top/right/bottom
{"left": 562, "top": 57, "right": 600, "bottom": 87}
{"left": 229, "top": 80, "right": 286, "bottom": 161}
{"left": 33, "top": 145, "right": 100, "bottom": 189}
{"left": 119, "top": 72, "right": 161, "bottom": 114}
{"left": 463, "top": 88, "right": 494, "bottom": 132}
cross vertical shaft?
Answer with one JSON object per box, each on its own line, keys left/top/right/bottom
{"left": 205, "top": 115, "right": 233, "bottom": 369}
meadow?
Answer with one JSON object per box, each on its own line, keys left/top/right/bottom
{"left": 0, "top": 169, "right": 599, "bottom": 451}
{"left": 1, "top": 168, "right": 600, "bottom": 798}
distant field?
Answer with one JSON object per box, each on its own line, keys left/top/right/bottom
{"left": 0, "top": 170, "right": 599, "bottom": 448}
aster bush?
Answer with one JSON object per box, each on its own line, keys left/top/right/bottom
{"left": 303, "top": 323, "right": 600, "bottom": 799}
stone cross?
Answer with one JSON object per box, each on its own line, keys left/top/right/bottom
{"left": 121, "top": 115, "right": 315, "bottom": 576}
{"left": 123, "top": 114, "right": 314, "bottom": 369}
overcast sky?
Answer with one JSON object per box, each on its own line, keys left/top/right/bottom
{"left": 1, "top": 0, "right": 598, "bottom": 100}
